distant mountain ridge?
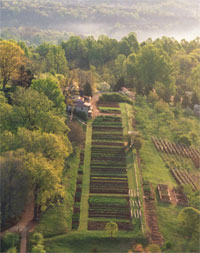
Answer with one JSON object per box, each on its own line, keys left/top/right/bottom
{"left": 0, "top": 0, "right": 199, "bottom": 44}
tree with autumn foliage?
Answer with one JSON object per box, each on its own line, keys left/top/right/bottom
{"left": 23, "top": 152, "right": 65, "bottom": 220}
{"left": 0, "top": 41, "right": 25, "bottom": 91}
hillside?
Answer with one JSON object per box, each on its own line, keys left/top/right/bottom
{"left": 0, "top": 0, "right": 199, "bottom": 44}
{"left": 0, "top": 33, "right": 200, "bottom": 253}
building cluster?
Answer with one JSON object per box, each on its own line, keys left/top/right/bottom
{"left": 67, "top": 94, "right": 92, "bottom": 117}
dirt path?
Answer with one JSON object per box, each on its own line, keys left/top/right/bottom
{"left": 20, "top": 221, "right": 36, "bottom": 253}
{"left": 91, "top": 92, "right": 121, "bottom": 118}
{"left": 91, "top": 92, "right": 101, "bottom": 117}
{"left": 0, "top": 200, "right": 36, "bottom": 253}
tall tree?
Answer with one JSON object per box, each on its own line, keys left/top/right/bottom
{"left": 178, "top": 207, "right": 200, "bottom": 240}
{"left": 11, "top": 87, "right": 53, "bottom": 131}
{"left": 118, "top": 39, "right": 132, "bottom": 56}
{"left": 174, "top": 93, "right": 181, "bottom": 106}
{"left": 12, "top": 65, "right": 34, "bottom": 88}
{"left": 114, "top": 77, "right": 125, "bottom": 91}
{"left": 0, "top": 92, "right": 13, "bottom": 132}
{"left": 97, "top": 35, "right": 119, "bottom": 64}
{"left": 45, "top": 45, "right": 69, "bottom": 74}
{"left": 114, "top": 54, "right": 126, "bottom": 81}
{"left": 31, "top": 78, "right": 66, "bottom": 114}
{"left": 83, "top": 82, "right": 92, "bottom": 96}
{"left": 123, "top": 32, "right": 140, "bottom": 53}
{"left": 61, "top": 36, "right": 88, "bottom": 69}
{"left": 85, "top": 36, "right": 103, "bottom": 67}
{"left": 136, "top": 44, "right": 174, "bottom": 95}
{"left": 0, "top": 151, "right": 29, "bottom": 228}
{"left": 123, "top": 53, "right": 137, "bottom": 86}
{"left": 154, "top": 81, "right": 174, "bottom": 103}
{"left": 0, "top": 41, "right": 25, "bottom": 90}
{"left": 23, "top": 152, "right": 64, "bottom": 220}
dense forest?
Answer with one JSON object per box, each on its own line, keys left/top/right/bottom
{"left": 0, "top": 0, "right": 199, "bottom": 44}
{"left": 0, "top": 32, "right": 200, "bottom": 252}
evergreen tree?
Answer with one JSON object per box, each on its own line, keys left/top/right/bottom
{"left": 84, "top": 82, "right": 92, "bottom": 96}
{"left": 114, "top": 77, "right": 125, "bottom": 91}
{"left": 174, "top": 93, "right": 181, "bottom": 105}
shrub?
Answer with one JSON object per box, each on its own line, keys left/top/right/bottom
{"left": 105, "top": 222, "right": 118, "bottom": 237}
{"left": 1, "top": 232, "right": 19, "bottom": 251}
{"left": 7, "top": 247, "right": 17, "bottom": 253}
{"left": 31, "top": 233, "right": 44, "bottom": 245}
{"left": 154, "top": 100, "right": 169, "bottom": 113}
{"left": 177, "top": 135, "right": 191, "bottom": 146}
{"left": 146, "top": 244, "right": 161, "bottom": 253}
{"left": 74, "top": 110, "right": 88, "bottom": 121}
{"left": 31, "top": 244, "right": 46, "bottom": 253}
{"left": 165, "top": 241, "right": 172, "bottom": 249}
{"left": 68, "top": 121, "right": 85, "bottom": 147}
{"left": 147, "top": 91, "right": 159, "bottom": 105}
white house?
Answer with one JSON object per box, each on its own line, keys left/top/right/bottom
{"left": 67, "top": 97, "right": 92, "bottom": 117}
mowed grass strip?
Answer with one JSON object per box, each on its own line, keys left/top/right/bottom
{"left": 79, "top": 120, "right": 92, "bottom": 230}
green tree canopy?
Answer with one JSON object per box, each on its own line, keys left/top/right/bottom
{"left": 23, "top": 152, "right": 65, "bottom": 220}
{"left": 136, "top": 44, "right": 174, "bottom": 95}
{"left": 0, "top": 151, "right": 29, "bottom": 228}
{"left": 11, "top": 87, "right": 53, "bottom": 131}
{"left": 178, "top": 207, "right": 200, "bottom": 240}
{"left": 45, "top": 45, "right": 69, "bottom": 74}
{"left": 61, "top": 36, "right": 88, "bottom": 69}
{"left": 31, "top": 77, "right": 66, "bottom": 114}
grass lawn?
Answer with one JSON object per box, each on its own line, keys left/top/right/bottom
{"left": 140, "top": 140, "right": 177, "bottom": 188}
{"left": 44, "top": 230, "right": 147, "bottom": 253}
{"left": 156, "top": 202, "right": 187, "bottom": 252}
{"left": 98, "top": 106, "right": 121, "bottom": 111}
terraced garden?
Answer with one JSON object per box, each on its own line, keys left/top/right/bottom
{"left": 75, "top": 101, "right": 144, "bottom": 234}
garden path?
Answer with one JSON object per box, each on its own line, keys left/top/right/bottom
{"left": 0, "top": 199, "right": 36, "bottom": 253}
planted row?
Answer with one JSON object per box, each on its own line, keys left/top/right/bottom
{"left": 152, "top": 137, "right": 200, "bottom": 168}
{"left": 170, "top": 168, "right": 199, "bottom": 191}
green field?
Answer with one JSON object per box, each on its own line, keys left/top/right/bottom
{"left": 140, "top": 140, "right": 177, "bottom": 187}
{"left": 44, "top": 231, "right": 147, "bottom": 253}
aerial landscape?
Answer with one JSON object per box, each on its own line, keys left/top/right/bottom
{"left": 0, "top": 0, "right": 200, "bottom": 253}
